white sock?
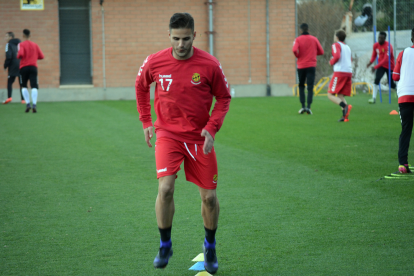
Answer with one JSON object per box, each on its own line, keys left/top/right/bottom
{"left": 22, "top": 88, "right": 30, "bottom": 104}
{"left": 373, "top": 84, "right": 378, "bottom": 99}
{"left": 31, "top": 88, "right": 38, "bottom": 105}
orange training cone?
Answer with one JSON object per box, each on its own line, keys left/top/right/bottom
{"left": 390, "top": 110, "right": 398, "bottom": 115}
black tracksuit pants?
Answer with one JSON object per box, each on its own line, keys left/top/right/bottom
{"left": 297, "top": 67, "right": 315, "bottom": 108}
{"left": 7, "top": 75, "right": 23, "bottom": 99}
{"left": 375, "top": 67, "right": 396, "bottom": 89}
{"left": 398, "top": 102, "right": 414, "bottom": 165}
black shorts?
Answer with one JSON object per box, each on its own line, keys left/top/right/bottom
{"left": 20, "top": 66, "right": 39, "bottom": 89}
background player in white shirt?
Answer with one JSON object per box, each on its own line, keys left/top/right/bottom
{"left": 392, "top": 28, "right": 414, "bottom": 174}
{"left": 327, "top": 30, "right": 353, "bottom": 122}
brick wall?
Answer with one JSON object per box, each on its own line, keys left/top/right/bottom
{"left": 0, "top": 0, "right": 59, "bottom": 90}
{"left": 0, "top": 0, "right": 295, "bottom": 92}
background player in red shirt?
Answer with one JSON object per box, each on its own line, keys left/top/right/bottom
{"left": 135, "top": 13, "right": 231, "bottom": 274}
{"left": 17, "top": 29, "right": 44, "bottom": 113}
{"left": 327, "top": 30, "right": 353, "bottom": 122}
{"left": 292, "top": 23, "right": 324, "bottom": 115}
{"left": 392, "top": 28, "right": 414, "bottom": 174}
{"left": 366, "top": 31, "right": 395, "bottom": 104}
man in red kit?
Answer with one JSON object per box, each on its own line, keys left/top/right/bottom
{"left": 292, "top": 23, "right": 324, "bottom": 115}
{"left": 135, "top": 13, "right": 230, "bottom": 274}
{"left": 327, "top": 30, "right": 353, "bottom": 122}
{"left": 392, "top": 28, "right": 414, "bottom": 174}
{"left": 17, "top": 29, "right": 44, "bottom": 113}
{"left": 366, "top": 31, "right": 395, "bottom": 104}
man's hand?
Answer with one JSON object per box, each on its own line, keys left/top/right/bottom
{"left": 143, "top": 126, "right": 153, "bottom": 148}
{"left": 201, "top": 129, "right": 214, "bottom": 154}
{"left": 366, "top": 62, "right": 372, "bottom": 68}
{"left": 371, "top": 67, "right": 375, "bottom": 73}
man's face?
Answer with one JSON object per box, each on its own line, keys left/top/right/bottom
{"left": 4, "top": 34, "right": 10, "bottom": 42}
{"left": 378, "top": 34, "right": 386, "bottom": 45}
{"left": 169, "top": 28, "right": 196, "bottom": 60}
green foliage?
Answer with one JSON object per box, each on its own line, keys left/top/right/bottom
{"left": 1, "top": 96, "right": 413, "bottom": 275}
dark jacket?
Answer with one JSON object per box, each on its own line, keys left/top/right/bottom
{"left": 4, "top": 38, "right": 21, "bottom": 76}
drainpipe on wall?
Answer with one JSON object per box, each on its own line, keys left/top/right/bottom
{"left": 266, "top": 0, "right": 271, "bottom": 96}
{"left": 393, "top": 0, "right": 396, "bottom": 58}
{"left": 373, "top": 0, "right": 376, "bottom": 44}
{"left": 100, "top": 0, "right": 106, "bottom": 91}
{"left": 207, "top": 0, "right": 214, "bottom": 56}
{"left": 295, "top": 0, "right": 298, "bottom": 85}
{"left": 248, "top": 0, "right": 251, "bottom": 83}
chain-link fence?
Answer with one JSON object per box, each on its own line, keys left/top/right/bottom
{"left": 296, "top": 0, "right": 413, "bottom": 87}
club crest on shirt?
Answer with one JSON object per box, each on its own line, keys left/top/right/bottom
{"left": 191, "top": 73, "right": 201, "bottom": 85}
{"left": 213, "top": 174, "right": 218, "bottom": 182}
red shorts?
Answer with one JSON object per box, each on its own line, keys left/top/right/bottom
{"left": 328, "top": 73, "right": 352, "bottom": 96}
{"left": 155, "top": 137, "right": 218, "bottom": 190}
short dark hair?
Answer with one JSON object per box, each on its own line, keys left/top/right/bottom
{"left": 379, "top": 31, "right": 387, "bottom": 38}
{"left": 412, "top": 28, "right": 414, "bottom": 39}
{"left": 23, "top": 29, "right": 30, "bottom": 37}
{"left": 336, "top": 30, "right": 346, "bottom": 42}
{"left": 169, "top": 13, "right": 194, "bottom": 32}
{"left": 6, "top": 32, "right": 14, "bottom": 38}
{"left": 300, "top": 23, "right": 308, "bottom": 32}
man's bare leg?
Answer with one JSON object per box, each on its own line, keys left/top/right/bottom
{"left": 199, "top": 187, "right": 220, "bottom": 274}
{"left": 156, "top": 175, "right": 176, "bottom": 228}
{"left": 199, "top": 187, "right": 219, "bottom": 230}
{"left": 153, "top": 174, "right": 176, "bottom": 269}
{"left": 337, "top": 94, "right": 347, "bottom": 106}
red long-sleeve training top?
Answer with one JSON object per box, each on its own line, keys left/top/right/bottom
{"left": 17, "top": 40, "right": 44, "bottom": 68}
{"left": 369, "top": 41, "right": 395, "bottom": 70}
{"left": 135, "top": 47, "right": 231, "bottom": 144}
{"left": 292, "top": 33, "right": 324, "bottom": 69}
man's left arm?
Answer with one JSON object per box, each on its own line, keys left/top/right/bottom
{"left": 202, "top": 64, "right": 231, "bottom": 153}
{"left": 374, "top": 50, "right": 390, "bottom": 69}
{"left": 316, "top": 38, "right": 324, "bottom": 56}
{"left": 392, "top": 51, "right": 403, "bottom": 81}
{"left": 37, "top": 45, "right": 44, "bottom": 60}
{"left": 16, "top": 43, "right": 23, "bottom": 60}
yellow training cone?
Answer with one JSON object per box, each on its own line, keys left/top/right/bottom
{"left": 195, "top": 272, "right": 212, "bottom": 276}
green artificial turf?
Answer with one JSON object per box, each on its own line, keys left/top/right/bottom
{"left": 1, "top": 93, "right": 413, "bottom": 275}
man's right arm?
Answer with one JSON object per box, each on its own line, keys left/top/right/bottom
{"left": 4, "top": 43, "right": 11, "bottom": 69}
{"left": 135, "top": 55, "right": 154, "bottom": 127}
{"left": 329, "top": 43, "right": 341, "bottom": 66}
{"left": 368, "top": 44, "right": 377, "bottom": 67}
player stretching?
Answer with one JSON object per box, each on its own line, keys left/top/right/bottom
{"left": 392, "top": 28, "right": 414, "bottom": 174}
{"left": 135, "top": 13, "right": 231, "bottom": 274}
{"left": 366, "top": 31, "right": 395, "bottom": 104}
{"left": 292, "top": 23, "right": 324, "bottom": 114}
{"left": 327, "top": 30, "right": 353, "bottom": 122}
{"left": 17, "top": 29, "right": 44, "bottom": 113}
